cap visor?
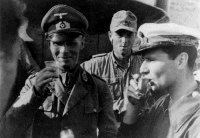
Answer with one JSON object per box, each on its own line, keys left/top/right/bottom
{"left": 47, "top": 28, "right": 84, "bottom": 35}
{"left": 132, "top": 45, "right": 164, "bottom": 55}
{"left": 132, "top": 49, "right": 146, "bottom": 55}
{"left": 111, "top": 26, "right": 136, "bottom": 32}
{"left": 47, "top": 30, "right": 83, "bottom": 42}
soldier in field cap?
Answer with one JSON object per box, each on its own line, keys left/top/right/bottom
{"left": 81, "top": 10, "right": 142, "bottom": 137}
{"left": 1, "top": 4, "right": 117, "bottom": 138}
{"left": 125, "top": 23, "right": 200, "bottom": 138}
{"left": 109, "top": 10, "right": 137, "bottom": 33}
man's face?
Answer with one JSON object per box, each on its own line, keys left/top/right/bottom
{"left": 140, "top": 49, "right": 178, "bottom": 92}
{"left": 49, "top": 33, "right": 84, "bottom": 71}
{"left": 109, "top": 29, "right": 136, "bottom": 57}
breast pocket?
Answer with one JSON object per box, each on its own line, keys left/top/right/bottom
{"left": 83, "top": 104, "right": 102, "bottom": 128}
{"left": 103, "top": 77, "right": 121, "bottom": 100}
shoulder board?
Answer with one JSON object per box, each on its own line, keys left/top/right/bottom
{"left": 92, "top": 53, "right": 107, "bottom": 58}
{"left": 92, "top": 74, "right": 106, "bottom": 82}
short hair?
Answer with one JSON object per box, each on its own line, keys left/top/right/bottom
{"left": 142, "top": 45, "right": 197, "bottom": 70}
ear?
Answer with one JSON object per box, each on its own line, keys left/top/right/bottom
{"left": 108, "top": 31, "right": 113, "bottom": 42}
{"left": 176, "top": 52, "right": 188, "bottom": 69}
{"left": 80, "top": 35, "right": 85, "bottom": 50}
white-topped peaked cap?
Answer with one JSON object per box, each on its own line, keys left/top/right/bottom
{"left": 138, "top": 23, "right": 200, "bottom": 38}
{"left": 134, "top": 23, "right": 200, "bottom": 55}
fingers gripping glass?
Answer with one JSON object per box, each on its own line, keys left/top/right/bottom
{"left": 45, "top": 61, "right": 59, "bottom": 80}
{"left": 44, "top": 61, "right": 59, "bottom": 93}
{"left": 131, "top": 74, "right": 149, "bottom": 96}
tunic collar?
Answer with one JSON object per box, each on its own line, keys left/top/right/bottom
{"left": 111, "top": 51, "right": 133, "bottom": 69}
{"left": 59, "top": 65, "right": 79, "bottom": 88}
{"left": 168, "top": 81, "right": 200, "bottom": 132}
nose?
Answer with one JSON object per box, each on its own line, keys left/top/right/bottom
{"left": 60, "top": 43, "right": 70, "bottom": 53}
{"left": 140, "top": 61, "right": 149, "bottom": 77}
{"left": 121, "top": 36, "right": 128, "bottom": 45}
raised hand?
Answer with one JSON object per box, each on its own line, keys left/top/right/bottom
{"left": 127, "top": 74, "right": 148, "bottom": 105}
{"left": 34, "top": 67, "right": 58, "bottom": 96}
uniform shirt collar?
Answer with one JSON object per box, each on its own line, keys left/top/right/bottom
{"left": 59, "top": 65, "right": 80, "bottom": 88}
{"left": 168, "top": 81, "right": 200, "bottom": 132}
{"left": 111, "top": 50, "right": 133, "bottom": 68}
{"left": 161, "top": 93, "right": 170, "bottom": 113}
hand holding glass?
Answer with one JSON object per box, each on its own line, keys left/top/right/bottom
{"left": 128, "top": 74, "right": 149, "bottom": 105}
{"left": 44, "top": 61, "right": 59, "bottom": 81}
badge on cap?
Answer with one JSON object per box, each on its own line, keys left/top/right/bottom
{"left": 54, "top": 13, "right": 70, "bottom": 30}
{"left": 139, "top": 32, "right": 149, "bottom": 46}
{"left": 54, "top": 13, "right": 68, "bottom": 19}
{"left": 122, "top": 20, "right": 131, "bottom": 27}
{"left": 56, "top": 21, "right": 70, "bottom": 30}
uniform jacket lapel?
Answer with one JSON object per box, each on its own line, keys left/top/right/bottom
{"left": 62, "top": 79, "right": 92, "bottom": 116}
{"left": 54, "top": 78, "right": 68, "bottom": 105}
{"left": 53, "top": 67, "right": 93, "bottom": 116}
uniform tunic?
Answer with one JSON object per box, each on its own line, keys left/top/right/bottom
{"left": 0, "top": 66, "right": 117, "bottom": 138}
{"left": 81, "top": 51, "right": 142, "bottom": 121}
{"left": 132, "top": 82, "right": 200, "bottom": 138}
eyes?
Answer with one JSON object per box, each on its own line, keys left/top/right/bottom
{"left": 142, "top": 56, "right": 156, "bottom": 62}
{"left": 51, "top": 41, "right": 77, "bottom": 47}
{"left": 52, "top": 42, "right": 63, "bottom": 46}
{"left": 115, "top": 30, "right": 135, "bottom": 37}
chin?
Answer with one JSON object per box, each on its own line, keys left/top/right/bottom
{"left": 150, "top": 85, "right": 159, "bottom": 93}
{"left": 121, "top": 52, "right": 127, "bottom": 56}
{"left": 57, "top": 63, "right": 69, "bottom": 70}
{"left": 122, "top": 50, "right": 131, "bottom": 56}
{"left": 64, "top": 64, "right": 77, "bottom": 71}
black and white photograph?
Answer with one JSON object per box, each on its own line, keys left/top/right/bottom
{"left": 0, "top": 0, "right": 200, "bottom": 138}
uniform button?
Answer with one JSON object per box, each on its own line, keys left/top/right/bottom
{"left": 192, "top": 91, "right": 200, "bottom": 98}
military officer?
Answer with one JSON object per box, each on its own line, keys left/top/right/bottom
{"left": 0, "top": 4, "right": 117, "bottom": 138}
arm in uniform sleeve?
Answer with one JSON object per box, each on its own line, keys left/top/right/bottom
{"left": 117, "top": 91, "right": 156, "bottom": 138}
{"left": 18, "top": 39, "right": 41, "bottom": 75}
{"left": 97, "top": 79, "right": 117, "bottom": 138}
{"left": 117, "top": 101, "right": 139, "bottom": 138}
{"left": 117, "top": 107, "right": 150, "bottom": 138}
{"left": 81, "top": 60, "right": 94, "bottom": 74}
{"left": 0, "top": 74, "right": 46, "bottom": 138}
{"left": 81, "top": 53, "right": 107, "bottom": 74}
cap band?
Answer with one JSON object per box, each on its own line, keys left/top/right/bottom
{"left": 133, "top": 23, "right": 200, "bottom": 55}
{"left": 41, "top": 4, "right": 88, "bottom": 35}
{"left": 139, "top": 35, "right": 199, "bottom": 51}
{"left": 142, "top": 35, "right": 198, "bottom": 46}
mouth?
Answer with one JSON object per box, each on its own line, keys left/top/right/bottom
{"left": 147, "top": 79, "right": 154, "bottom": 86}
{"left": 58, "top": 56, "right": 72, "bottom": 60}
{"left": 120, "top": 45, "right": 129, "bottom": 48}
{"left": 145, "top": 79, "right": 154, "bottom": 92}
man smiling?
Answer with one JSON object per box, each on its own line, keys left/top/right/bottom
{"left": 0, "top": 4, "right": 117, "bottom": 138}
